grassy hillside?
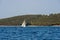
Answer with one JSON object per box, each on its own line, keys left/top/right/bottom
{"left": 0, "top": 13, "right": 60, "bottom": 26}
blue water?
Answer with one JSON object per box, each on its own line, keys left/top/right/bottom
{"left": 0, "top": 26, "right": 60, "bottom": 40}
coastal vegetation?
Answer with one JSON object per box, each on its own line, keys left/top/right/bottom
{"left": 0, "top": 13, "right": 60, "bottom": 26}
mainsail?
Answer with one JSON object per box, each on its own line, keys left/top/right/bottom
{"left": 21, "top": 20, "right": 26, "bottom": 27}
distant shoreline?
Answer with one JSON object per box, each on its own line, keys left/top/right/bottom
{"left": 0, "top": 13, "right": 60, "bottom": 26}
{"left": 0, "top": 25, "right": 60, "bottom": 27}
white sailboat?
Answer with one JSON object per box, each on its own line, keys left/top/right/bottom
{"left": 21, "top": 20, "right": 26, "bottom": 27}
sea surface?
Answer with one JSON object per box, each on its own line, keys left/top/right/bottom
{"left": 0, "top": 26, "right": 60, "bottom": 40}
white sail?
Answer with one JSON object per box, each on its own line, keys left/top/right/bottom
{"left": 21, "top": 20, "right": 26, "bottom": 27}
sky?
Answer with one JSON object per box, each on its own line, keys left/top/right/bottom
{"left": 0, "top": 0, "right": 60, "bottom": 18}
